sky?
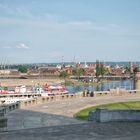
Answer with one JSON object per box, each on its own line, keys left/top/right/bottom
{"left": 0, "top": 0, "right": 140, "bottom": 64}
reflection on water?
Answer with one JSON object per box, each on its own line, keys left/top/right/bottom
{"left": 66, "top": 79, "right": 134, "bottom": 93}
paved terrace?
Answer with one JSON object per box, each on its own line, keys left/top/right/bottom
{"left": 1, "top": 94, "right": 140, "bottom": 139}
{"left": 5, "top": 94, "right": 140, "bottom": 130}
{"left": 1, "top": 122, "right": 140, "bottom": 140}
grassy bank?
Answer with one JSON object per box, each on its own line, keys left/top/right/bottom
{"left": 74, "top": 101, "right": 140, "bottom": 120}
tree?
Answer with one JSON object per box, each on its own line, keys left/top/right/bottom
{"left": 18, "top": 65, "right": 27, "bottom": 73}
{"left": 59, "top": 71, "right": 69, "bottom": 85}
{"left": 100, "top": 62, "right": 105, "bottom": 77}
{"left": 73, "top": 68, "right": 85, "bottom": 81}
{"left": 96, "top": 60, "right": 101, "bottom": 82}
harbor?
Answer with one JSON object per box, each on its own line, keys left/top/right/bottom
{"left": 0, "top": 78, "right": 134, "bottom": 105}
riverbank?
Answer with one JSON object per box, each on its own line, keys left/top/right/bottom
{"left": 0, "top": 78, "right": 63, "bottom": 87}
{"left": 62, "top": 79, "right": 111, "bottom": 86}
{"left": 0, "top": 78, "right": 133, "bottom": 94}
{"left": 0, "top": 78, "right": 111, "bottom": 88}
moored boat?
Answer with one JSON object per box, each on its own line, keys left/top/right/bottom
{"left": 42, "top": 84, "right": 69, "bottom": 96}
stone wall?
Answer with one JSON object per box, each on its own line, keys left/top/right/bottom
{"left": 1, "top": 102, "right": 20, "bottom": 113}
{"left": 0, "top": 108, "right": 7, "bottom": 131}
{"left": 83, "top": 88, "right": 139, "bottom": 97}
{"left": 20, "top": 93, "right": 83, "bottom": 108}
{"left": 88, "top": 108, "right": 140, "bottom": 122}
{"left": 0, "top": 102, "right": 21, "bottom": 131}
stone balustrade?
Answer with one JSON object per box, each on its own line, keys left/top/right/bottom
{"left": 20, "top": 93, "right": 83, "bottom": 108}
{"left": 93, "top": 91, "right": 110, "bottom": 97}
{"left": 127, "top": 90, "right": 140, "bottom": 94}
{"left": 82, "top": 88, "right": 140, "bottom": 97}
{"left": 0, "top": 102, "right": 20, "bottom": 114}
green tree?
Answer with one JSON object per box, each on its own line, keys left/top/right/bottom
{"left": 96, "top": 60, "right": 101, "bottom": 82}
{"left": 59, "top": 71, "right": 69, "bottom": 85}
{"left": 18, "top": 65, "right": 28, "bottom": 73}
{"left": 73, "top": 68, "right": 85, "bottom": 81}
{"left": 100, "top": 62, "right": 105, "bottom": 77}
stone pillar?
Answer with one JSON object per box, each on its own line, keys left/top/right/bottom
{"left": 134, "top": 72, "right": 140, "bottom": 90}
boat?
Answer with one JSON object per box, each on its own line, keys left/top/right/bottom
{"left": 42, "top": 84, "right": 69, "bottom": 96}
{"left": 0, "top": 87, "right": 9, "bottom": 94}
{"left": 15, "top": 85, "right": 27, "bottom": 93}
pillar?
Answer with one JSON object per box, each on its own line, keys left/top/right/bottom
{"left": 134, "top": 72, "right": 140, "bottom": 90}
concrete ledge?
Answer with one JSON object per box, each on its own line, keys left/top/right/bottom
{"left": 20, "top": 93, "right": 83, "bottom": 108}
{"left": 93, "top": 91, "right": 110, "bottom": 97}
{"left": 83, "top": 88, "right": 140, "bottom": 97}
{"left": 0, "top": 102, "right": 20, "bottom": 114}
{"left": 89, "top": 108, "right": 140, "bottom": 122}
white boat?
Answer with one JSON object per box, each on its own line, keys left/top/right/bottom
{"left": 42, "top": 84, "right": 69, "bottom": 96}
{"left": 31, "top": 84, "right": 69, "bottom": 97}
{"left": 15, "top": 85, "right": 27, "bottom": 93}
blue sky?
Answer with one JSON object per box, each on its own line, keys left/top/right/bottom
{"left": 0, "top": 0, "right": 140, "bottom": 63}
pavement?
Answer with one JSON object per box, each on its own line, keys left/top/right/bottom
{"left": 28, "top": 94, "right": 140, "bottom": 117}
{"left": 5, "top": 109, "right": 85, "bottom": 131}
{"left": 1, "top": 94, "right": 140, "bottom": 139}
{"left": 1, "top": 122, "right": 140, "bottom": 140}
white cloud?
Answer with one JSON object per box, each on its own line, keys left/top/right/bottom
{"left": 16, "top": 43, "right": 29, "bottom": 49}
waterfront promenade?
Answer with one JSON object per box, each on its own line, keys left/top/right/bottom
{"left": 0, "top": 94, "right": 140, "bottom": 139}
{"left": 5, "top": 94, "right": 140, "bottom": 130}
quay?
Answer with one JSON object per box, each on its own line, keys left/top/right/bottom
{"left": 1, "top": 93, "right": 140, "bottom": 140}
{"left": 1, "top": 72, "right": 140, "bottom": 139}
{"left": 0, "top": 91, "right": 140, "bottom": 130}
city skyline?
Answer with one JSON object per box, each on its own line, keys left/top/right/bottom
{"left": 0, "top": 0, "right": 140, "bottom": 63}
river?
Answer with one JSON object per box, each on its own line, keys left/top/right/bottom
{"left": 66, "top": 79, "right": 134, "bottom": 93}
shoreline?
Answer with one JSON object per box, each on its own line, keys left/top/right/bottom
{"left": 0, "top": 78, "right": 64, "bottom": 87}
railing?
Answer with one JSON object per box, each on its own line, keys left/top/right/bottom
{"left": 82, "top": 88, "right": 140, "bottom": 97}
{"left": 0, "top": 103, "right": 20, "bottom": 131}
{"left": 20, "top": 93, "right": 83, "bottom": 108}
{"left": 0, "top": 102, "right": 20, "bottom": 114}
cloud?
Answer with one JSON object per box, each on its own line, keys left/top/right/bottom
{"left": 16, "top": 43, "right": 29, "bottom": 49}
